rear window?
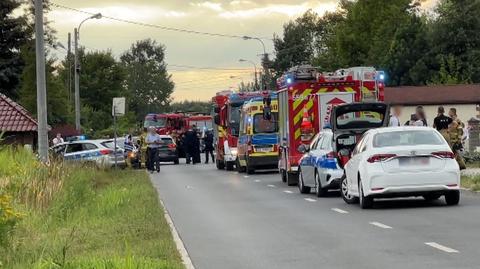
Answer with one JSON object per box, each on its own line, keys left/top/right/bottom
{"left": 253, "top": 113, "right": 278, "bottom": 134}
{"left": 161, "top": 138, "right": 174, "bottom": 144}
{"left": 336, "top": 111, "right": 385, "bottom": 129}
{"left": 373, "top": 130, "right": 445, "bottom": 148}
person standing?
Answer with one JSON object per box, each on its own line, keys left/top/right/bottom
{"left": 52, "top": 133, "right": 64, "bottom": 145}
{"left": 433, "top": 106, "right": 452, "bottom": 140}
{"left": 448, "top": 108, "right": 466, "bottom": 170}
{"left": 204, "top": 130, "right": 215, "bottom": 164}
{"left": 184, "top": 125, "right": 196, "bottom": 164}
{"left": 146, "top": 126, "right": 162, "bottom": 173}
{"left": 415, "top": 106, "right": 428, "bottom": 126}
{"left": 388, "top": 105, "right": 402, "bottom": 127}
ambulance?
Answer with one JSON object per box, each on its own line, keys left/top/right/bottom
{"left": 236, "top": 95, "right": 279, "bottom": 174}
{"left": 277, "top": 65, "right": 385, "bottom": 185}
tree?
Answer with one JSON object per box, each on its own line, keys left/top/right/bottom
{"left": 0, "top": 0, "right": 31, "bottom": 99}
{"left": 78, "top": 49, "right": 127, "bottom": 132}
{"left": 121, "top": 39, "right": 174, "bottom": 122}
{"left": 429, "top": 0, "right": 480, "bottom": 83}
{"left": 18, "top": 46, "right": 70, "bottom": 125}
{"left": 169, "top": 101, "right": 211, "bottom": 114}
{"left": 272, "top": 10, "right": 320, "bottom": 74}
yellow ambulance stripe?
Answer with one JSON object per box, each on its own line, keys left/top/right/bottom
{"left": 293, "top": 89, "right": 312, "bottom": 111}
{"left": 295, "top": 129, "right": 301, "bottom": 140}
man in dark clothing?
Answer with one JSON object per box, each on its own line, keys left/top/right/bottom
{"left": 204, "top": 130, "right": 215, "bottom": 164}
{"left": 184, "top": 125, "right": 200, "bottom": 164}
{"left": 433, "top": 106, "right": 453, "bottom": 132}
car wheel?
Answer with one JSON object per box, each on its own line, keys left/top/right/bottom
{"left": 359, "top": 178, "right": 373, "bottom": 209}
{"left": 216, "top": 159, "right": 225, "bottom": 170}
{"left": 298, "top": 169, "right": 311, "bottom": 194}
{"left": 226, "top": 161, "right": 234, "bottom": 171}
{"left": 281, "top": 169, "right": 287, "bottom": 183}
{"left": 315, "top": 171, "right": 328, "bottom": 197}
{"left": 236, "top": 158, "right": 246, "bottom": 173}
{"left": 341, "top": 175, "right": 358, "bottom": 204}
{"left": 423, "top": 193, "right": 441, "bottom": 201}
{"left": 174, "top": 159, "right": 179, "bottom": 165}
{"left": 445, "top": 190, "right": 460, "bottom": 206}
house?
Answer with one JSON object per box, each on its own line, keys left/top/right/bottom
{"left": 0, "top": 93, "right": 39, "bottom": 147}
{"left": 384, "top": 84, "right": 480, "bottom": 125}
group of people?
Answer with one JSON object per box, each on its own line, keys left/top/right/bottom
{"left": 181, "top": 125, "right": 215, "bottom": 165}
{"left": 389, "top": 105, "right": 468, "bottom": 169}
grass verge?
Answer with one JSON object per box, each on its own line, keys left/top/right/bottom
{"left": 0, "top": 148, "right": 184, "bottom": 269}
{"left": 461, "top": 175, "right": 480, "bottom": 192}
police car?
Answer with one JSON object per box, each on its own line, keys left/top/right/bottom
{"left": 50, "top": 139, "right": 126, "bottom": 168}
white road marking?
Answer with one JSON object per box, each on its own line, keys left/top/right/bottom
{"left": 244, "top": 175, "right": 250, "bottom": 178}
{"left": 254, "top": 179, "right": 261, "bottom": 182}
{"left": 185, "top": 185, "right": 194, "bottom": 189}
{"left": 425, "top": 242, "right": 459, "bottom": 253}
{"left": 304, "top": 198, "right": 317, "bottom": 202}
{"left": 283, "top": 190, "right": 293, "bottom": 194}
{"left": 267, "top": 184, "right": 276, "bottom": 188}
{"left": 331, "top": 208, "right": 349, "bottom": 214}
{"left": 369, "top": 222, "right": 393, "bottom": 229}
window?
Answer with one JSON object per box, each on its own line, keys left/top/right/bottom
{"left": 353, "top": 134, "right": 368, "bottom": 155}
{"left": 320, "top": 134, "right": 332, "bottom": 150}
{"left": 253, "top": 113, "right": 278, "bottom": 134}
{"left": 309, "top": 133, "right": 321, "bottom": 150}
{"left": 66, "top": 143, "right": 84, "bottom": 154}
{"left": 82, "top": 143, "right": 98, "bottom": 151}
{"left": 144, "top": 118, "right": 166, "bottom": 128}
{"left": 373, "top": 130, "right": 445, "bottom": 148}
{"left": 51, "top": 144, "right": 66, "bottom": 155}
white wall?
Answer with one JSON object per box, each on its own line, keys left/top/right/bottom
{"left": 397, "top": 104, "right": 478, "bottom": 126}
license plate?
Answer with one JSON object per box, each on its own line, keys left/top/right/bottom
{"left": 399, "top": 157, "right": 430, "bottom": 166}
{"left": 255, "top": 147, "right": 272, "bottom": 153}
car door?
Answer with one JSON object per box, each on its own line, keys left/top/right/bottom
{"left": 345, "top": 134, "right": 370, "bottom": 194}
{"left": 316, "top": 132, "right": 334, "bottom": 184}
{"left": 300, "top": 133, "right": 320, "bottom": 185}
{"left": 64, "top": 143, "right": 85, "bottom": 161}
{"left": 305, "top": 134, "right": 323, "bottom": 186}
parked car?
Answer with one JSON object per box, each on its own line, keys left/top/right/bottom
{"left": 297, "top": 102, "right": 389, "bottom": 197}
{"left": 298, "top": 130, "right": 344, "bottom": 196}
{"left": 158, "top": 135, "right": 180, "bottom": 164}
{"left": 103, "top": 138, "right": 141, "bottom": 169}
{"left": 50, "top": 139, "right": 125, "bottom": 168}
{"left": 342, "top": 126, "right": 460, "bottom": 208}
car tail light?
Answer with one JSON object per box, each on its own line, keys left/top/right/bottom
{"left": 168, "top": 143, "right": 176, "bottom": 149}
{"left": 432, "top": 151, "right": 455, "bottom": 159}
{"left": 446, "top": 184, "right": 458, "bottom": 187}
{"left": 371, "top": 187, "right": 384, "bottom": 191}
{"left": 247, "top": 145, "right": 253, "bottom": 154}
{"left": 326, "top": 151, "right": 336, "bottom": 159}
{"left": 367, "top": 154, "right": 397, "bottom": 163}
{"left": 100, "top": 149, "right": 112, "bottom": 155}
{"left": 273, "top": 144, "right": 279, "bottom": 152}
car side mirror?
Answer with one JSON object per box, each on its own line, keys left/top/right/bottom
{"left": 298, "top": 144, "right": 310, "bottom": 154}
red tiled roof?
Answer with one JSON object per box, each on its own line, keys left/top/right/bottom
{"left": 0, "top": 93, "right": 38, "bottom": 132}
{"left": 385, "top": 84, "right": 480, "bottom": 105}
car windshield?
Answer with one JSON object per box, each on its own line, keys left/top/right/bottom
{"left": 336, "top": 111, "right": 385, "bottom": 129}
{"left": 101, "top": 141, "right": 122, "bottom": 149}
{"left": 253, "top": 113, "right": 278, "bottom": 134}
{"left": 229, "top": 104, "right": 242, "bottom": 136}
{"left": 373, "top": 130, "right": 445, "bottom": 148}
{"left": 190, "top": 120, "right": 213, "bottom": 130}
{"left": 144, "top": 117, "right": 166, "bottom": 128}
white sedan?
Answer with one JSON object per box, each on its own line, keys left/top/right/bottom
{"left": 341, "top": 126, "right": 460, "bottom": 209}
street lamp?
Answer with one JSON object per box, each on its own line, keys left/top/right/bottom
{"left": 242, "top": 36, "right": 270, "bottom": 91}
{"left": 239, "top": 59, "right": 258, "bottom": 91}
{"left": 74, "top": 13, "right": 102, "bottom": 132}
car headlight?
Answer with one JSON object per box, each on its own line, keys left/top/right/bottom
{"left": 230, "top": 148, "right": 238, "bottom": 156}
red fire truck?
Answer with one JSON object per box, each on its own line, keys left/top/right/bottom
{"left": 212, "top": 90, "right": 272, "bottom": 170}
{"left": 277, "top": 65, "right": 385, "bottom": 185}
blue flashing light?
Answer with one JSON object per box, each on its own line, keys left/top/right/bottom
{"left": 286, "top": 77, "right": 293, "bottom": 84}
{"left": 79, "top": 135, "right": 86, "bottom": 140}
{"left": 377, "top": 71, "right": 386, "bottom": 81}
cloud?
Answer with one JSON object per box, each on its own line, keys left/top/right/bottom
{"left": 191, "top": 1, "right": 224, "bottom": 12}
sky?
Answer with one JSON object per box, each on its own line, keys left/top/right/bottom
{"left": 46, "top": 0, "right": 438, "bottom": 102}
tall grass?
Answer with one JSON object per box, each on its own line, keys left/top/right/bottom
{"left": 0, "top": 147, "right": 184, "bottom": 269}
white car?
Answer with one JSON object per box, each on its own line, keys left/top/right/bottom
{"left": 51, "top": 139, "right": 126, "bottom": 168}
{"left": 341, "top": 126, "right": 460, "bottom": 208}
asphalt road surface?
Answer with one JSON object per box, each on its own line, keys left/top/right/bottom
{"left": 150, "top": 161, "right": 480, "bottom": 269}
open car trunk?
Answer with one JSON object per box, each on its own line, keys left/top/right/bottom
{"left": 331, "top": 102, "right": 389, "bottom": 167}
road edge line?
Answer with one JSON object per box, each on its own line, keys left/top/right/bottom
{"left": 159, "top": 197, "right": 196, "bottom": 269}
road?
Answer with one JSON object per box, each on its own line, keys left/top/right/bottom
{"left": 150, "top": 161, "right": 480, "bottom": 269}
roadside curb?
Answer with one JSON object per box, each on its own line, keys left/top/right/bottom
{"left": 460, "top": 188, "right": 480, "bottom": 195}
{"left": 158, "top": 197, "right": 195, "bottom": 269}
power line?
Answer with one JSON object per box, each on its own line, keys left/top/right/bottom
{"left": 168, "top": 64, "right": 253, "bottom": 71}
{"left": 50, "top": 2, "right": 273, "bottom": 41}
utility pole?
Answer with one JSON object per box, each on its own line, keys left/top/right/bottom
{"left": 242, "top": 36, "right": 270, "bottom": 91}
{"left": 74, "top": 28, "right": 80, "bottom": 132}
{"left": 67, "top": 32, "right": 71, "bottom": 104}
{"left": 34, "top": 0, "right": 49, "bottom": 162}
{"left": 239, "top": 59, "right": 258, "bottom": 91}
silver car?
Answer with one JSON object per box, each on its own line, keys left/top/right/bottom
{"left": 50, "top": 139, "right": 126, "bottom": 168}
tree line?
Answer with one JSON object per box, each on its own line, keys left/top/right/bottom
{"left": 271, "top": 0, "right": 480, "bottom": 86}
{"left": 1, "top": 0, "right": 175, "bottom": 137}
